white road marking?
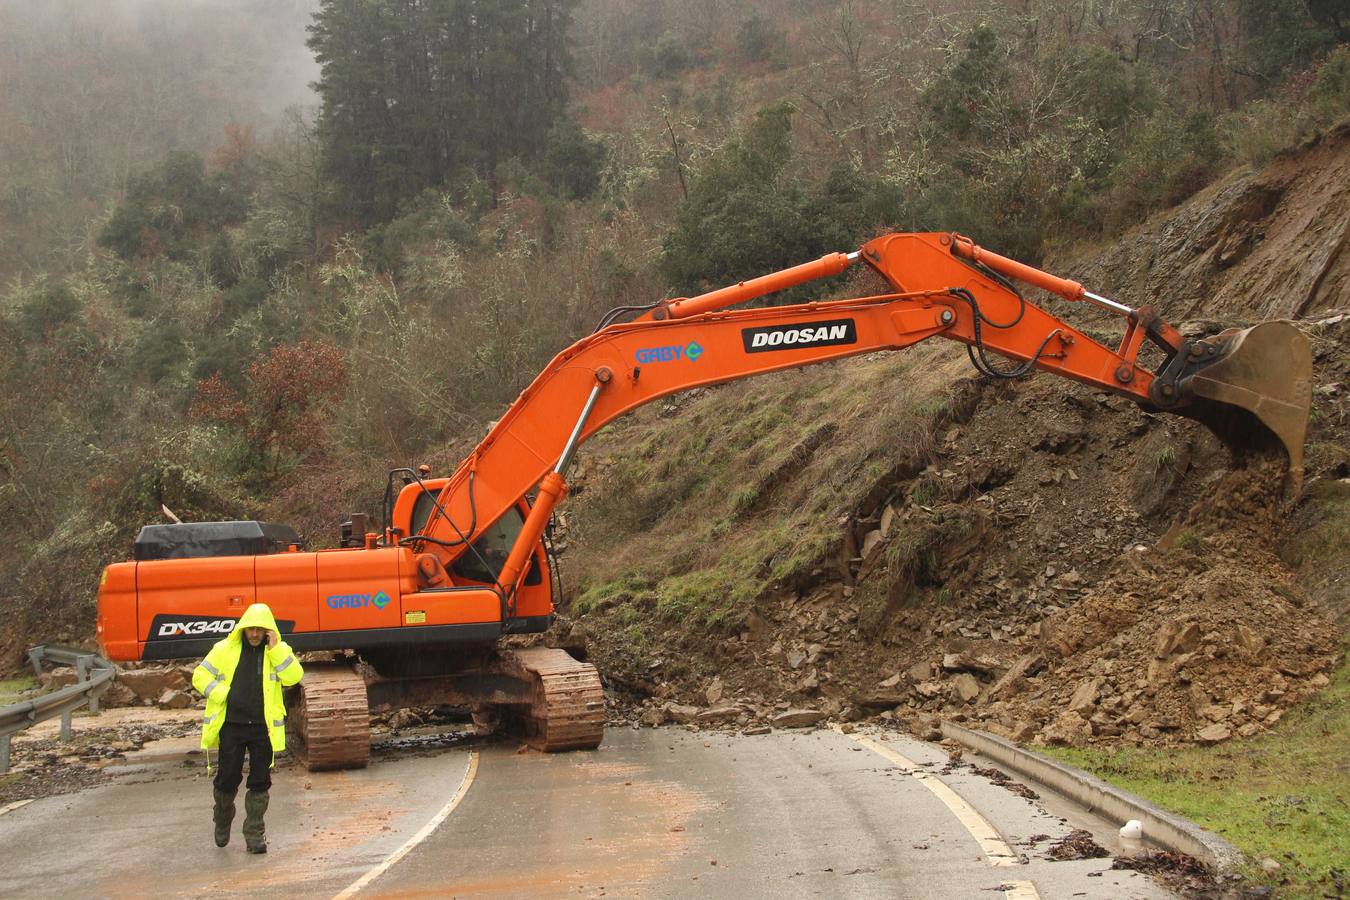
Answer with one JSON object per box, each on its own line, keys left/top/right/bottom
{"left": 834, "top": 727, "right": 1023, "bottom": 868}
{"left": 0, "top": 799, "right": 34, "bottom": 817}
{"left": 1002, "top": 879, "right": 1044, "bottom": 899}
{"left": 331, "top": 750, "right": 479, "bottom": 900}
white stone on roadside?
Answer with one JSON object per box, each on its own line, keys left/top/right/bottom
{"left": 1119, "top": 820, "right": 1142, "bottom": 840}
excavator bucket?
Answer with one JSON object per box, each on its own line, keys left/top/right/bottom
{"left": 1179, "top": 321, "right": 1313, "bottom": 495}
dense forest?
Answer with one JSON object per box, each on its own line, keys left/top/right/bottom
{"left": 1, "top": 0, "right": 1347, "bottom": 656}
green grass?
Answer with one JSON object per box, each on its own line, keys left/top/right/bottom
{"left": 1043, "top": 656, "right": 1350, "bottom": 898}
{"left": 0, "top": 676, "right": 38, "bottom": 707}
{"left": 1174, "top": 528, "right": 1204, "bottom": 552}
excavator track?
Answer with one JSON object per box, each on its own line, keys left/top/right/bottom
{"left": 500, "top": 647, "right": 604, "bottom": 752}
{"left": 285, "top": 662, "right": 371, "bottom": 771}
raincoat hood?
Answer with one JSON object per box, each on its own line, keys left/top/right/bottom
{"left": 232, "top": 603, "right": 280, "bottom": 642}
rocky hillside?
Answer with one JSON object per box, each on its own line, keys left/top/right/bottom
{"left": 555, "top": 123, "right": 1350, "bottom": 751}
{"left": 1053, "top": 121, "right": 1350, "bottom": 323}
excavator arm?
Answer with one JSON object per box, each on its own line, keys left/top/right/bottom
{"left": 407, "top": 232, "right": 1311, "bottom": 599}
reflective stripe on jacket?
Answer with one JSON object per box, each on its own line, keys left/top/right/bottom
{"left": 191, "top": 603, "right": 304, "bottom": 754}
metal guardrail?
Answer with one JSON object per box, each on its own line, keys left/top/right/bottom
{"left": 0, "top": 646, "right": 115, "bottom": 774}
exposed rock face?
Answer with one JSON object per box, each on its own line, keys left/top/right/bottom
{"left": 1051, "top": 123, "right": 1350, "bottom": 322}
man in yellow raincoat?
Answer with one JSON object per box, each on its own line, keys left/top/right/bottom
{"left": 191, "top": 603, "right": 303, "bottom": 853}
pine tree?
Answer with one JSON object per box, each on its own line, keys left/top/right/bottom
{"left": 308, "top": 0, "right": 575, "bottom": 222}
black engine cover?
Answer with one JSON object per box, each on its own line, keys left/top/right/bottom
{"left": 132, "top": 521, "right": 301, "bottom": 560}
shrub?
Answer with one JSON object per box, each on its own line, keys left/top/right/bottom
{"left": 641, "top": 32, "right": 692, "bottom": 79}
{"left": 1306, "top": 44, "right": 1350, "bottom": 121}
{"left": 543, "top": 119, "right": 608, "bottom": 201}
{"left": 97, "top": 151, "right": 253, "bottom": 262}
{"left": 735, "top": 15, "right": 786, "bottom": 65}
{"left": 659, "top": 105, "right": 886, "bottom": 294}
{"left": 18, "top": 282, "right": 81, "bottom": 341}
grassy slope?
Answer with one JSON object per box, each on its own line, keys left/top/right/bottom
{"left": 1044, "top": 656, "right": 1348, "bottom": 897}
{"left": 565, "top": 343, "right": 968, "bottom": 631}
{"left": 0, "top": 675, "right": 37, "bottom": 707}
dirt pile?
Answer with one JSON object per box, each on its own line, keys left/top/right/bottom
{"left": 984, "top": 463, "right": 1339, "bottom": 748}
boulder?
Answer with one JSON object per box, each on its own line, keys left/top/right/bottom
{"left": 915, "top": 680, "right": 944, "bottom": 699}
{"left": 1195, "top": 723, "right": 1231, "bottom": 745}
{"left": 771, "top": 709, "right": 826, "bottom": 729}
{"left": 1154, "top": 620, "right": 1201, "bottom": 658}
{"left": 952, "top": 673, "right": 982, "bottom": 703}
{"left": 157, "top": 688, "right": 192, "bottom": 710}
{"left": 638, "top": 706, "right": 668, "bottom": 727}
{"left": 941, "top": 652, "right": 1001, "bottom": 675}
{"left": 989, "top": 654, "right": 1044, "bottom": 701}
{"left": 1067, "top": 678, "right": 1103, "bottom": 717}
{"left": 42, "top": 667, "right": 79, "bottom": 689}
{"left": 705, "top": 677, "right": 724, "bottom": 705}
{"left": 1235, "top": 624, "right": 1266, "bottom": 656}
{"left": 1043, "top": 712, "right": 1090, "bottom": 747}
{"left": 695, "top": 706, "right": 742, "bottom": 724}
{"left": 906, "top": 660, "right": 933, "bottom": 683}
{"left": 861, "top": 529, "right": 885, "bottom": 560}
{"left": 664, "top": 703, "right": 701, "bottom": 725}
{"left": 119, "top": 667, "right": 189, "bottom": 701}
{"left": 100, "top": 682, "right": 138, "bottom": 708}
{"left": 1200, "top": 704, "right": 1230, "bottom": 722}
{"left": 856, "top": 690, "right": 909, "bottom": 711}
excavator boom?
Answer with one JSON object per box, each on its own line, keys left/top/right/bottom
{"left": 414, "top": 232, "right": 1311, "bottom": 571}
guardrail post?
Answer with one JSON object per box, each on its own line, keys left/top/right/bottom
{"left": 74, "top": 656, "right": 100, "bottom": 714}
{"left": 0, "top": 735, "right": 9, "bottom": 774}
{"left": 60, "top": 711, "right": 72, "bottom": 742}
{"left": 28, "top": 646, "right": 44, "bottom": 678}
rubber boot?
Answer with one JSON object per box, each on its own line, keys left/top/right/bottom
{"left": 212, "top": 788, "right": 236, "bottom": 848}
{"left": 243, "top": 789, "right": 269, "bottom": 854}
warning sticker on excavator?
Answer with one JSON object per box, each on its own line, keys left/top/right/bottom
{"left": 405, "top": 611, "right": 427, "bottom": 624}
{"left": 742, "top": 318, "right": 857, "bottom": 353}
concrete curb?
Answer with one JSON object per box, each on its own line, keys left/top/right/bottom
{"left": 941, "top": 721, "right": 1245, "bottom": 875}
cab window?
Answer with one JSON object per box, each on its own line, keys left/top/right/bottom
{"left": 452, "top": 508, "right": 541, "bottom": 585}
{"left": 410, "top": 490, "right": 438, "bottom": 537}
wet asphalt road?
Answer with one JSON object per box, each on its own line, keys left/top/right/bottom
{"left": 0, "top": 726, "right": 1172, "bottom": 899}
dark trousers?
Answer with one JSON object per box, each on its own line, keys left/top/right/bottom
{"left": 213, "top": 721, "right": 273, "bottom": 794}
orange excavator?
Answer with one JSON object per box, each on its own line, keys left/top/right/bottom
{"left": 95, "top": 232, "right": 1311, "bottom": 769}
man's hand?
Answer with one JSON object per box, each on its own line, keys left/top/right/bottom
{"left": 268, "top": 629, "right": 278, "bottom": 649}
